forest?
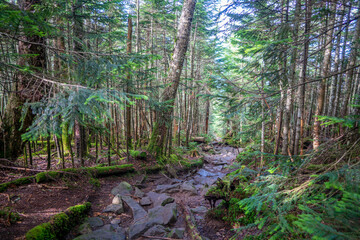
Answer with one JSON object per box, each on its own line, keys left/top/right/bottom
{"left": 0, "top": 0, "right": 359, "bottom": 239}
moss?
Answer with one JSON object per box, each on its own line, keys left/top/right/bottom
{"left": 35, "top": 172, "right": 62, "bottom": 183}
{"left": 25, "top": 202, "right": 91, "bottom": 240}
{"left": 88, "top": 178, "right": 100, "bottom": 188}
{"left": 25, "top": 223, "right": 55, "bottom": 240}
{"left": 143, "top": 164, "right": 163, "bottom": 174}
{"left": 0, "top": 176, "right": 35, "bottom": 192}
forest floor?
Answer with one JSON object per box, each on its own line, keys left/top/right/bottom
{"left": 0, "top": 143, "right": 242, "bottom": 240}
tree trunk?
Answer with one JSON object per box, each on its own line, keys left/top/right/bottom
{"left": 1, "top": 0, "right": 46, "bottom": 161}
{"left": 294, "top": 0, "right": 312, "bottom": 155}
{"left": 313, "top": 1, "right": 336, "bottom": 150}
{"left": 148, "top": 0, "right": 197, "bottom": 157}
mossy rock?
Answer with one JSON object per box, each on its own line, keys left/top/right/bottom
{"left": 25, "top": 202, "right": 91, "bottom": 240}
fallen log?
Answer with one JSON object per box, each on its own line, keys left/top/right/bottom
{"left": 192, "top": 137, "right": 206, "bottom": 143}
{"left": 179, "top": 202, "right": 203, "bottom": 240}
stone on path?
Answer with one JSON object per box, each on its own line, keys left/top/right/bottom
{"left": 122, "top": 196, "right": 147, "bottom": 221}
{"left": 143, "top": 225, "right": 169, "bottom": 237}
{"left": 103, "top": 204, "right": 124, "bottom": 214}
{"left": 197, "top": 169, "right": 216, "bottom": 177}
{"left": 74, "top": 228, "right": 126, "bottom": 240}
{"left": 147, "top": 191, "right": 174, "bottom": 207}
{"left": 168, "top": 228, "right": 185, "bottom": 239}
{"left": 111, "top": 181, "right": 133, "bottom": 196}
{"left": 128, "top": 203, "right": 177, "bottom": 239}
{"left": 134, "top": 187, "right": 145, "bottom": 198}
{"left": 112, "top": 194, "right": 122, "bottom": 205}
{"left": 77, "top": 217, "right": 104, "bottom": 235}
{"left": 191, "top": 206, "right": 207, "bottom": 214}
{"left": 140, "top": 196, "right": 152, "bottom": 206}
{"left": 155, "top": 183, "right": 181, "bottom": 194}
{"left": 180, "top": 181, "right": 198, "bottom": 195}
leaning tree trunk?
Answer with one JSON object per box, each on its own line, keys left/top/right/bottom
{"left": 148, "top": 0, "right": 197, "bottom": 157}
{"left": 1, "top": 0, "right": 46, "bottom": 161}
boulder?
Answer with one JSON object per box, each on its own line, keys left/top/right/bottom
{"left": 74, "top": 228, "right": 126, "bottom": 240}
{"left": 155, "top": 183, "right": 181, "bottom": 194}
{"left": 122, "top": 196, "right": 147, "bottom": 222}
{"left": 180, "top": 182, "right": 197, "bottom": 195}
{"left": 134, "top": 187, "right": 145, "bottom": 198}
{"left": 147, "top": 191, "right": 174, "bottom": 207}
{"left": 128, "top": 203, "right": 177, "bottom": 239}
{"left": 111, "top": 181, "right": 133, "bottom": 196}
{"left": 103, "top": 204, "right": 124, "bottom": 214}
{"left": 143, "top": 225, "right": 169, "bottom": 237}
{"left": 140, "top": 196, "right": 152, "bottom": 206}
{"left": 86, "top": 217, "right": 104, "bottom": 228}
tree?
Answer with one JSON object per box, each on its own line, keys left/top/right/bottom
{"left": 148, "top": 0, "right": 197, "bottom": 157}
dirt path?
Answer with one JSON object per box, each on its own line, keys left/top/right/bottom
{"left": 73, "top": 143, "right": 241, "bottom": 240}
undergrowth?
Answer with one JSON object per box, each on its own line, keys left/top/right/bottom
{"left": 208, "top": 131, "right": 360, "bottom": 240}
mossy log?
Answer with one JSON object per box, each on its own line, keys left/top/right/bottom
{"left": 0, "top": 176, "right": 35, "bottom": 192}
{"left": 35, "top": 164, "right": 134, "bottom": 183}
{"left": 0, "top": 164, "right": 134, "bottom": 192}
{"left": 25, "top": 202, "right": 91, "bottom": 240}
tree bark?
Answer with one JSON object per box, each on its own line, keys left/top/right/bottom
{"left": 313, "top": 1, "right": 336, "bottom": 150}
{"left": 148, "top": 0, "right": 197, "bottom": 157}
{"left": 1, "top": 0, "right": 46, "bottom": 161}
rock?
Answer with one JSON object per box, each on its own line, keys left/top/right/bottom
{"left": 197, "top": 169, "right": 216, "bottom": 177}
{"left": 161, "top": 197, "right": 174, "bottom": 206}
{"left": 147, "top": 202, "right": 177, "bottom": 226}
{"left": 111, "top": 181, "right": 133, "bottom": 196}
{"left": 87, "top": 217, "right": 104, "bottom": 228}
{"left": 103, "top": 204, "right": 124, "bottom": 214}
{"left": 168, "top": 228, "right": 185, "bottom": 239}
{"left": 122, "top": 196, "right": 147, "bottom": 221}
{"left": 180, "top": 182, "right": 197, "bottom": 195}
{"left": 155, "top": 183, "right": 181, "bottom": 193}
{"left": 191, "top": 206, "right": 207, "bottom": 214}
{"left": 78, "top": 223, "right": 92, "bottom": 235}
{"left": 140, "top": 196, "right": 152, "bottom": 206}
{"left": 134, "top": 187, "right": 145, "bottom": 198}
{"left": 74, "top": 228, "right": 125, "bottom": 240}
{"left": 147, "top": 191, "right": 174, "bottom": 207}
{"left": 112, "top": 194, "right": 122, "bottom": 205}
{"left": 110, "top": 219, "right": 121, "bottom": 225}
{"left": 129, "top": 203, "right": 177, "bottom": 239}
{"left": 77, "top": 217, "right": 104, "bottom": 235}
{"left": 143, "top": 225, "right": 169, "bottom": 237}
{"left": 101, "top": 224, "right": 126, "bottom": 235}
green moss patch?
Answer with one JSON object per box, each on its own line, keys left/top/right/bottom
{"left": 26, "top": 202, "right": 91, "bottom": 240}
{"left": 0, "top": 176, "right": 35, "bottom": 192}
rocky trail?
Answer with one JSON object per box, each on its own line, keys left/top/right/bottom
{"left": 74, "top": 144, "right": 241, "bottom": 240}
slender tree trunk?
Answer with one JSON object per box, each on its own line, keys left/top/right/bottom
{"left": 126, "top": 17, "right": 133, "bottom": 160}
{"left": 341, "top": 3, "right": 360, "bottom": 117}
{"left": 148, "top": 0, "right": 197, "bottom": 157}
{"left": 313, "top": 1, "right": 336, "bottom": 150}
{"left": 294, "top": 0, "right": 312, "bottom": 155}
